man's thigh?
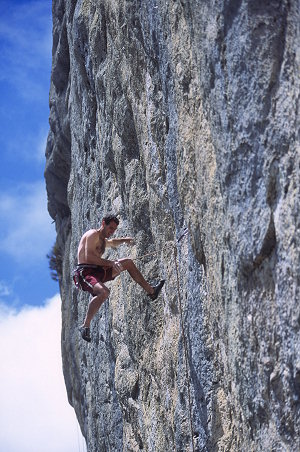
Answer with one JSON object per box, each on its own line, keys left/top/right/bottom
{"left": 111, "top": 260, "right": 127, "bottom": 278}
{"left": 92, "top": 282, "right": 109, "bottom": 296}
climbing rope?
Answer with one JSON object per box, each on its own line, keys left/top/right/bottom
{"left": 132, "top": 229, "right": 188, "bottom": 262}
{"left": 174, "top": 230, "right": 196, "bottom": 452}
{"left": 132, "top": 250, "right": 158, "bottom": 261}
{"left": 129, "top": 227, "right": 196, "bottom": 450}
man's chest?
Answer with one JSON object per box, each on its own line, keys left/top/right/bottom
{"left": 95, "top": 238, "right": 106, "bottom": 255}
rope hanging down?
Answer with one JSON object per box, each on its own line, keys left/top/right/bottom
{"left": 132, "top": 228, "right": 189, "bottom": 262}
{"left": 131, "top": 227, "right": 195, "bottom": 450}
{"left": 132, "top": 250, "right": 158, "bottom": 261}
{"left": 174, "top": 230, "right": 196, "bottom": 452}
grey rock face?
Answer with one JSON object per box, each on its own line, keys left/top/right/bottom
{"left": 45, "top": 0, "right": 300, "bottom": 450}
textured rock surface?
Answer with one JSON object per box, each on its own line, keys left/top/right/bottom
{"left": 45, "top": 0, "right": 300, "bottom": 450}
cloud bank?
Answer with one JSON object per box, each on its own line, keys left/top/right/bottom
{"left": 0, "top": 294, "right": 86, "bottom": 452}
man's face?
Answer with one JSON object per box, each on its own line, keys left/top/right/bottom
{"left": 103, "top": 220, "right": 118, "bottom": 238}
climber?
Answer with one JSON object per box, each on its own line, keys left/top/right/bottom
{"left": 73, "top": 214, "right": 165, "bottom": 342}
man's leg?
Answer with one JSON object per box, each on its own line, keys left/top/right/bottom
{"left": 82, "top": 283, "right": 110, "bottom": 328}
{"left": 114, "top": 258, "right": 155, "bottom": 294}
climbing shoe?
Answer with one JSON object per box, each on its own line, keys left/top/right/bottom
{"left": 149, "top": 280, "right": 165, "bottom": 301}
{"left": 79, "top": 326, "right": 91, "bottom": 343}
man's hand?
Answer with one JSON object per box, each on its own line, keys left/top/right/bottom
{"left": 112, "top": 260, "right": 124, "bottom": 275}
{"left": 124, "top": 237, "right": 135, "bottom": 246}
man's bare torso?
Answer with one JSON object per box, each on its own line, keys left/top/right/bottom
{"left": 77, "top": 229, "right": 105, "bottom": 264}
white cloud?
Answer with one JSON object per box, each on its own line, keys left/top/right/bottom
{"left": 0, "top": 181, "right": 55, "bottom": 263}
{"left": 0, "top": 280, "right": 12, "bottom": 297}
{"left": 0, "top": 294, "right": 87, "bottom": 452}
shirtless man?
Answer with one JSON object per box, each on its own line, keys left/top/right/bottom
{"left": 74, "top": 214, "right": 165, "bottom": 342}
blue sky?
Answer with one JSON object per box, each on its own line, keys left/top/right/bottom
{"left": 0, "top": 0, "right": 57, "bottom": 307}
{"left": 0, "top": 1, "right": 86, "bottom": 450}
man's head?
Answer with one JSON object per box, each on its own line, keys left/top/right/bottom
{"left": 101, "top": 214, "right": 119, "bottom": 237}
{"left": 102, "top": 215, "right": 119, "bottom": 226}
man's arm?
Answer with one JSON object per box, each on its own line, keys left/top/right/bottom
{"left": 105, "top": 237, "right": 135, "bottom": 248}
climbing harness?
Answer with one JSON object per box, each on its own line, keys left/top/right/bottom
{"left": 73, "top": 264, "right": 100, "bottom": 290}
{"left": 174, "top": 229, "right": 196, "bottom": 452}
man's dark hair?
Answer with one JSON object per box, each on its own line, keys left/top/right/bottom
{"left": 103, "top": 214, "right": 119, "bottom": 226}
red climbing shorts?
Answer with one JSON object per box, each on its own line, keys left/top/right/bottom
{"left": 73, "top": 265, "right": 115, "bottom": 294}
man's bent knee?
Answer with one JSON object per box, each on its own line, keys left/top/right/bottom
{"left": 93, "top": 284, "right": 110, "bottom": 300}
{"left": 118, "top": 258, "right": 135, "bottom": 270}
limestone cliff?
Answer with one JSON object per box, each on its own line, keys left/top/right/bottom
{"left": 45, "top": 1, "right": 300, "bottom": 451}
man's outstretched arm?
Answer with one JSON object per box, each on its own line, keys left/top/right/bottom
{"left": 106, "top": 237, "right": 135, "bottom": 248}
